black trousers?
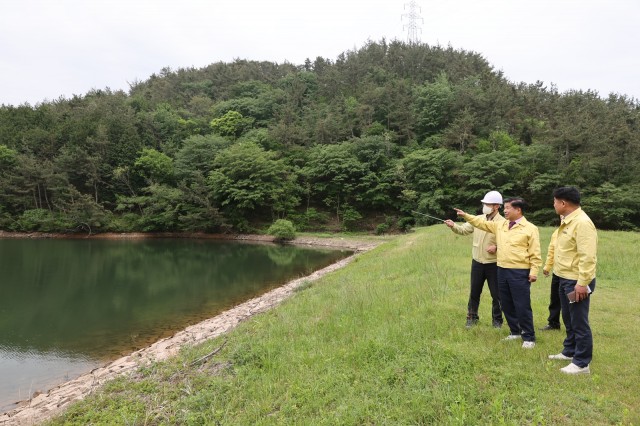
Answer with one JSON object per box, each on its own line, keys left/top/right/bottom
{"left": 468, "top": 260, "right": 503, "bottom": 324}
{"left": 559, "top": 278, "right": 595, "bottom": 367}
{"left": 547, "top": 273, "right": 561, "bottom": 327}
{"left": 498, "top": 267, "right": 535, "bottom": 342}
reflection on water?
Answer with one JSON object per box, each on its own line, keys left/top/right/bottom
{"left": 0, "top": 238, "right": 350, "bottom": 411}
{"left": 0, "top": 347, "right": 94, "bottom": 406}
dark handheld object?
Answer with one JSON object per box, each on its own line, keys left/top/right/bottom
{"left": 411, "top": 210, "right": 447, "bottom": 222}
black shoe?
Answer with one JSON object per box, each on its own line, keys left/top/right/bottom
{"left": 492, "top": 321, "right": 503, "bottom": 329}
{"left": 540, "top": 324, "right": 561, "bottom": 331}
{"left": 465, "top": 318, "right": 478, "bottom": 328}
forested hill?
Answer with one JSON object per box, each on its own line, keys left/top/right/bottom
{"left": 1, "top": 40, "right": 639, "bottom": 234}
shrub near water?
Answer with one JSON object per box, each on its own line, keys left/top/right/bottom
{"left": 267, "top": 219, "right": 296, "bottom": 241}
{"left": 51, "top": 226, "right": 640, "bottom": 425}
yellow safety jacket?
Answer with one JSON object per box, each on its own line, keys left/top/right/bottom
{"left": 449, "top": 213, "right": 504, "bottom": 264}
{"left": 552, "top": 208, "right": 597, "bottom": 286}
{"left": 463, "top": 213, "right": 542, "bottom": 276}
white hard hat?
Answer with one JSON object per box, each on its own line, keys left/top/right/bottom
{"left": 481, "top": 190, "right": 503, "bottom": 204}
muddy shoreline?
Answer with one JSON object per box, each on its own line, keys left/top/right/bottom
{"left": 0, "top": 230, "right": 373, "bottom": 246}
{"left": 0, "top": 231, "right": 380, "bottom": 425}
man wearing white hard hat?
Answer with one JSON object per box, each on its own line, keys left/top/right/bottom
{"left": 444, "top": 191, "right": 505, "bottom": 328}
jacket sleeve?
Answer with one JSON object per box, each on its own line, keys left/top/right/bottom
{"left": 464, "top": 213, "right": 497, "bottom": 234}
{"left": 543, "top": 229, "right": 558, "bottom": 273}
{"left": 450, "top": 221, "right": 475, "bottom": 236}
{"left": 575, "top": 221, "right": 598, "bottom": 286}
{"left": 528, "top": 227, "right": 542, "bottom": 277}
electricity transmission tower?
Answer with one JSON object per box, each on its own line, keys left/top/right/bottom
{"left": 402, "top": 1, "right": 423, "bottom": 44}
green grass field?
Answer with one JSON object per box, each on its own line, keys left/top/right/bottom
{"left": 50, "top": 226, "right": 640, "bottom": 425}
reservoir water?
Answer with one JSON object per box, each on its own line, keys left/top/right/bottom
{"left": 0, "top": 238, "right": 350, "bottom": 411}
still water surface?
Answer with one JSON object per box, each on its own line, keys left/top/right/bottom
{"left": 0, "top": 238, "right": 350, "bottom": 411}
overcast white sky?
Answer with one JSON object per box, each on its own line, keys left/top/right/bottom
{"left": 1, "top": 0, "right": 639, "bottom": 106}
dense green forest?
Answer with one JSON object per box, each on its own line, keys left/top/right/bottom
{"left": 1, "top": 40, "right": 639, "bottom": 233}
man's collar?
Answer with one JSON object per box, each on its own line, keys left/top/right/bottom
{"left": 561, "top": 207, "right": 582, "bottom": 224}
{"left": 507, "top": 216, "right": 526, "bottom": 228}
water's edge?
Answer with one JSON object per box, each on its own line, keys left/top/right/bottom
{"left": 0, "top": 233, "right": 380, "bottom": 425}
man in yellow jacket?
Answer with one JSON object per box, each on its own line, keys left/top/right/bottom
{"left": 546, "top": 187, "right": 597, "bottom": 375}
{"left": 454, "top": 198, "right": 541, "bottom": 349}
{"left": 444, "top": 190, "right": 505, "bottom": 329}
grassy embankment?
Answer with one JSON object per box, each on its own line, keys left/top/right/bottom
{"left": 50, "top": 226, "right": 640, "bottom": 425}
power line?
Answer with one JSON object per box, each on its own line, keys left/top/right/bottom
{"left": 402, "top": 1, "right": 424, "bottom": 44}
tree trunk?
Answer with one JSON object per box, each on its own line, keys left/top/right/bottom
{"left": 43, "top": 185, "right": 52, "bottom": 211}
